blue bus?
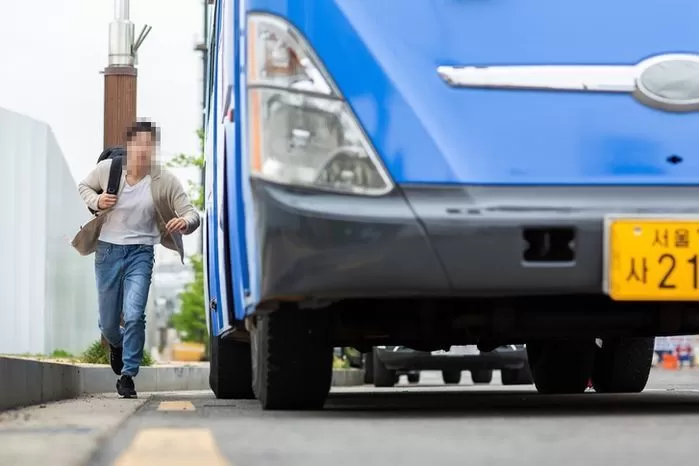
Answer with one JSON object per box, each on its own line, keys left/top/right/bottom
{"left": 204, "top": 0, "right": 699, "bottom": 409}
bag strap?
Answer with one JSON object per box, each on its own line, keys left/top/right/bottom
{"left": 106, "top": 156, "right": 123, "bottom": 195}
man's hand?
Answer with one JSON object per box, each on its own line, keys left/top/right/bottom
{"left": 97, "top": 193, "right": 117, "bottom": 210}
{"left": 165, "top": 217, "right": 188, "bottom": 235}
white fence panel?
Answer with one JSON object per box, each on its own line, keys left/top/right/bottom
{"left": 0, "top": 107, "right": 98, "bottom": 355}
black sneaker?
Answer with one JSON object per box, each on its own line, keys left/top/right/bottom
{"left": 109, "top": 344, "right": 123, "bottom": 376}
{"left": 116, "top": 375, "right": 137, "bottom": 399}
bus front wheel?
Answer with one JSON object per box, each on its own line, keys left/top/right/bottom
{"left": 250, "top": 306, "right": 333, "bottom": 410}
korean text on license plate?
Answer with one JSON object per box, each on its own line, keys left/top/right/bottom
{"left": 606, "top": 218, "right": 699, "bottom": 301}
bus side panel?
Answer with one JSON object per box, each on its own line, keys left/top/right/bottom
{"left": 222, "top": 0, "right": 252, "bottom": 324}
{"left": 234, "top": 0, "right": 261, "bottom": 318}
{"left": 203, "top": 107, "right": 215, "bottom": 336}
{"left": 224, "top": 124, "right": 250, "bottom": 322}
{"left": 206, "top": 0, "right": 230, "bottom": 336}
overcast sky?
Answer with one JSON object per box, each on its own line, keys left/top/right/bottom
{"left": 0, "top": 0, "right": 206, "bottom": 257}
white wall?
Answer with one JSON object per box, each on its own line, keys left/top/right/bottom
{"left": 0, "top": 107, "right": 98, "bottom": 355}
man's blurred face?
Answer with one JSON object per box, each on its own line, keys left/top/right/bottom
{"left": 126, "top": 131, "right": 154, "bottom": 171}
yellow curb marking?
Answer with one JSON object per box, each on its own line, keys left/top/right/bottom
{"left": 113, "top": 428, "right": 229, "bottom": 466}
{"left": 157, "top": 401, "right": 196, "bottom": 412}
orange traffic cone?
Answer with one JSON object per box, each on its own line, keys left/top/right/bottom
{"left": 662, "top": 353, "right": 679, "bottom": 370}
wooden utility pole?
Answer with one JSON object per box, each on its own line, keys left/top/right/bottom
{"left": 103, "top": 0, "right": 151, "bottom": 148}
{"left": 103, "top": 67, "right": 137, "bottom": 148}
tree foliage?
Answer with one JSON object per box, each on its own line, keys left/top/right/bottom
{"left": 167, "top": 128, "right": 205, "bottom": 211}
{"left": 167, "top": 129, "right": 208, "bottom": 347}
{"left": 171, "top": 254, "right": 208, "bottom": 345}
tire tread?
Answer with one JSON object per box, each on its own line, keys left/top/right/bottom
{"left": 592, "top": 337, "right": 654, "bottom": 393}
{"left": 255, "top": 310, "right": 333, "bottom": 410}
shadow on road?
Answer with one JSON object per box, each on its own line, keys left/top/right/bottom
{"left": 309, "top": 388, "right": 699, "bottom": 418}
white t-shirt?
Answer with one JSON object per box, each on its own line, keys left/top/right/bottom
{"left": 98, "top": 175, "right": 161, "bottom": 246}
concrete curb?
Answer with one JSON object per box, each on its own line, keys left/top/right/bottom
{"left": 0, "top": 357, "right": 209, "bottom": 411}
{"left": 0, "top": 357, "right": 364, "bottom": 411}
{"left": 331, "top": 368, "right": 365, "bottom": 387}
{"left": 77, "top": 363, "right": 210, "bottom": 394}
{"left": 0, "top": 357, "right": 81, "bottom": 411}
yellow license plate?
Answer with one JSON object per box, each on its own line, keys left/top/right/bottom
{"left": 607, "top": 218, "right": 699, "bottom": 301}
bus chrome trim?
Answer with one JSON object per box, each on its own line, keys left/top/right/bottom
{"left": 438, "top": 54, "right": 699, "bottom": 112}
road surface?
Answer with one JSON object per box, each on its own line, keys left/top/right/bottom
{"left": 3, "top": 368, "right": 699, "bottom": 466}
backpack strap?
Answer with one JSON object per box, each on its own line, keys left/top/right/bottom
{"left": 106, "top": 156, "right": 123, "bottom": 195}
{"left": 97, "top": 145, "right": 125, "bottom": 164}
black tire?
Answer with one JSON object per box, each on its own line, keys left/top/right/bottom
{"left": 363, "top": 350, "right": 375, "bottom": 385}
{"left": 442, "top": 370, "right": 462, "bottom": 384}
{"left": 501, "top": 366, "right": 533, "bottom": 385}
{"left": 373, "top": 350, "right": 398, "bottom": 387}
{"left": 592, "top": 337, "right": 654, "bottom": 393}
{"left": 209, "top": 333, "right": 255, "bottom": 399}
{"left": 407, "top": 372, "right": 421, "bottom": 384}
{"left": 527, "top": 340, "right": 594, "bottom": 395}
{"left": 250, "top": 308, "right": 333, "bottom": 410}
{"left": 470, "top": 369, "right": 493, "bottom": 384}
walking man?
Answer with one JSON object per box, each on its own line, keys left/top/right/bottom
{"left": 72, "top": 121, "right": 200, "bottom": 398}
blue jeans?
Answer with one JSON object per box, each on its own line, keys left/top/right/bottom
{"left": 95, "top": 241, "right": 154, "bottom": 377}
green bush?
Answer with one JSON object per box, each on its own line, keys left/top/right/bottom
{"left": 81, "top": 340, "right": 153, "bottom": 366}
{"left": 50, "top": 349, "right": 74, "bottom": 359}
{"left": 171, "top": 254, "right": 208, "bottom": 350}
{"left": 333, "top": 355, "right": 350, "bottom": 369}
{"left": 167, "top": 129, "right": 205, "bottom": 211}
{"left": 167, "top": 129, "right": 208, "bottom": 354}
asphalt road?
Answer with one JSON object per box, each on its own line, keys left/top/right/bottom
{"left": 5, "top": 368, "right": 699, "bottom": 466}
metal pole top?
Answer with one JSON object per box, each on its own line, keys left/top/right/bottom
{"left": 115, "top": 0, "right": 129, "bottom": 21}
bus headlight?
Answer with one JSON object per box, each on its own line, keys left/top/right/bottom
{"left": 246, "top": 14, "right": 393, "bottom": 196}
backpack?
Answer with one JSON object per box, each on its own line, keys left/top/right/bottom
{"left": 88, "top": 146, "right": 125, "bottom": 215}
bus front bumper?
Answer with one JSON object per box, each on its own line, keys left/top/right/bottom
{"left": 252, "top": 180, "right": 699, "bottom": 301}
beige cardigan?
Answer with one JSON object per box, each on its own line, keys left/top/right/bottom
{"left": 71, "top": 160, "right": 201, "bottom": 263}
